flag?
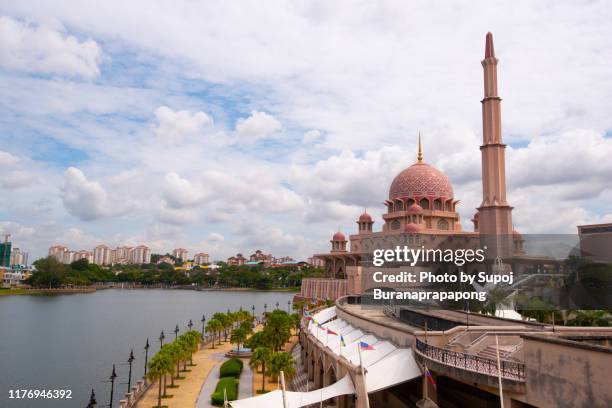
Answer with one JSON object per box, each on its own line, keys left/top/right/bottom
{"left": 359, "top": 341, "right": 374, "bottom": 350}
{"left": 424, "top": 366, "right": 437, "bottom": 390}
{"left": 340, "top": 335, "right": 346, "bottom": 347}
{"left": 327, "top": 329, "right": 338, "bottom": 336}
{"left": 305, "top": 316, "right": 312, "bottom": 321}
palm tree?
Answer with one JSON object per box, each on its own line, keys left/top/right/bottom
{"left": 206, "top": 319, "right": 222, "bottom": 349}
{"left": 267, "top": 352, "right": 296, "bottom": 385}
{"left": 147, "top": 355, "right": 171, "bottom": 408}
{"left": 162, "top": 344, "right": 180, "bottom": 387}
{"left": 231, "top": 327, "right": 248, "bottom": 354}
{"left": 213, "top": 312, "right": 230, "bottom": 342}
{"left": 250, "top": 347, "right": 272, "bottom": 393}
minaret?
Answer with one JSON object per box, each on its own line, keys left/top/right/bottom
{"left": 478, "top": 33, "right": 513, "bottom": 254}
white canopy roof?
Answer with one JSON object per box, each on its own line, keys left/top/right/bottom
{"left": 231, "top": 375, "right": 355, "bottom": 408}
{"left": 232, "top": 307, "right": 422, "bottom": 407}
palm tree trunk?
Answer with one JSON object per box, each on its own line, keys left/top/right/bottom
{"left": 211, "top": 333, "right": 216, "bottom": 349}
{"left": 163, "top": 375, "right": 167, "bottom": 397}
{"left": 157, "top": 377, "right": 162, "bottom": 408}
{"left": 261, "top": 362, "right": 266, "bottom": 392}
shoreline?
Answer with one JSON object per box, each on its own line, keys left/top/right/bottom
{"left": 0, "top": 286, "right": 298, "bottom": 297}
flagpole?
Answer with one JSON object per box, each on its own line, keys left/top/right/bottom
{"left": 495, "top": 335, "right": 505, "bottom": 408}
{"left": 280, "top": 370, "right": 288, "bottom": 408}
{"left": 357, "top": 346, "right": 370, "bottom": 408}
{"left": 424, "top": 363, "right": 429, "bottom": 400}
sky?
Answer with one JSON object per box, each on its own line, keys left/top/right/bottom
{"left": 0, "top": 0, "right": 611, "bottom": 262}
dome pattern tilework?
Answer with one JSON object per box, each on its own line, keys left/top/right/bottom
{"left": 389, "top": 163, "right": 454, "bottom": 200}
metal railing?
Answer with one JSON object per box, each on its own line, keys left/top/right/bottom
{"left": 415, "top": 338, "right": 525, "bottom": 381}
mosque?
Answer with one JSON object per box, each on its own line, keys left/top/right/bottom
{"left": 298, "top": 31, "right": 526, "bottom": 302}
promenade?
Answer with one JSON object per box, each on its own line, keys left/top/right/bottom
{"left": 135, "top": 338, "right": 238, "bottom": 408}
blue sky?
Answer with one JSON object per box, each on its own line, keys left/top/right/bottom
{"left": 0, "top": 1, "right": 611, "bottom": 261}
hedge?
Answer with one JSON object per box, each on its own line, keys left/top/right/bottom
{"left": 219, "top": 357, "right": 243, "bottom": 378}
{"left": 211, "top": 377, "right": 239, "bottom": 406}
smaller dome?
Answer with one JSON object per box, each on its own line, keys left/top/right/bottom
{"left": 404, "top": 223, "right": 422, "bottom": 234}
{"left": 358, "top": 212, "right": 373, "bottom": 222}
{"left": 406, "top": 203, "right": 423, "bottom": 213}
{"left": 332, "top": 231, "right": 346, "bottom": 241}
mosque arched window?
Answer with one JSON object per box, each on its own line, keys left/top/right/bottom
{"left": 396, "top": 201, "right": 404, "bottom": 211}
{"left": 434, "top": 199, "right": 442, "bottom": 210}
{"left": 445, "top": 201, "right": 452, "bottom": 211}
{"left": 391, "top": 220, "right": 401, "bottom": 230}
{"left": 437, "top": 219, "right": 449, "bottom": 230}
{"left": 407, "top": 199, "right": 415, "bottom": 207}
{"left": 419, "top": 198, "right": 429, "bottom": 209}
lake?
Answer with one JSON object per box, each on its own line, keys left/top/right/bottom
{"left": 0, "top": 289, "right": 296, "bottom": 408}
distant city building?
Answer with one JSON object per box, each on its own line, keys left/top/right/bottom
{"left": 578, "top": 222, "right": 612, "bottom": 263}
{"left": 157, "top": 256, "right": 175, "bottom": 265}
{"left": 227, "top": 253, "right": 247, "bottom": 266}
{"left": 172, "top": 248, "right": 189, "bottom": 262}
{"left": 129, "top": 245, "right": 151, "bottom": 264}
{"left": 274, "top": 256, "right": 295, "bottom": 264}
{"left": 93, "top": 244, "right": 113, "bottom": 265}
{"left": 249, "top": 250, "right": 273, "bottom": 266}
{"left": 10, "top": 247, "right": 28, "bottom": 266}
{"left": 193, "top": 252, "right": 210, "bottom": 265}
{"left": 0, "top": 240, "right": 12, "bottom": 267}
{"left": 307, "top": 256, "right": 325, "bottom": 267}
{"left": 49, "top": 244, "right": 150, "bottom": 265}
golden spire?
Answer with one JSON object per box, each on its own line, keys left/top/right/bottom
{"left": 417, "top": 132, "right": 423, "bottom": 163}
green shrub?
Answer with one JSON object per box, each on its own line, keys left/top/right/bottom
{"left": 219, "top": 357, "right": 243, "bottom": 378}
{"left": 211, "top": 377, "right": 238, "bottom": 405}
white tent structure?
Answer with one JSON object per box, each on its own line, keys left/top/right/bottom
{"left": 230, "top": 307, "right": 422, "bottom": 407}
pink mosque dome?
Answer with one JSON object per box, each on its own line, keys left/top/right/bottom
{"left": 404, "top": 223, "right": 422, "bottom": 233}
{"left": 332, "top": 231, "right": 346, "bottom": 241}
{"left": 358, "top": 211, "right": 373, "bottom": 222}
{"left": 389, "top": 162, "right": 454, "bottom": 201}
{"left": 406, "top": 203, "right": 424, "bottom": 213}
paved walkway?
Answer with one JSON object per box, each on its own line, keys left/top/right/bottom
{"left": 195, "top": 354, "right": 253, "bottom": 408}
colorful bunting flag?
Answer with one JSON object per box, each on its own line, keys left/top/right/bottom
{"left": 424, "top": 366, "right": 437, "bottom": 390}
{"left": 359, "top": 341, "right": 375, "bottom": 350}
{"left": 340, "top": 335, "right": 346, "bottom": 347}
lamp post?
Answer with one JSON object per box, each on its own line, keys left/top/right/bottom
{"left": 251, "top": 305, "right": 255, "bottom": 318}
{"left": 174, "top": 324, "right": 179, "bottom": 340}
{"left": 86, "top": 388, "right": 96, "bottom": 408}
{"left": 239, "top": 306, "right": 242, "bottom": 312}
{"left": 143, "top": 339, "right": 150, "bottom": 379}
{"left": 276, "top": 301, "right": 279, "bottom": 310}
{"left": 127, "top": 349, "right": 135, "bottom": 393}
{"left": 108, "top": 364, "right": 117, "bottom": 408}
{"left": 264, "top": 303, "right": 267, "bottom": 314}
{"left": 287, "top": 300, "right": 291, "bottom": 313}
{"left": 159, "top": 331, "right": 165, "bottom": 348}
{"left": 227, "top": 308, "right": 230, "bottom": 314}
{"left": 188, "top": 319, "right": 194, "bottom": 331}
{"left": 201, "top": 315, "right": 206, "bottom": 340}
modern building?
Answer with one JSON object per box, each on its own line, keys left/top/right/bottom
{"left": 578, "top": 222, "right": 612, "bottom": 263}
{"left": 172, "top": 248, "right": 189, "bottom": 262}
{"left": 129, "top": 245, "right": 151, "bottom": 264}
{"left": 193, "top": 252, "right": 210, "bottom": 265}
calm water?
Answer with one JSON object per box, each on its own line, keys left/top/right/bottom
{"left": 0, "top": 289, "right": 296, "bottom": 408}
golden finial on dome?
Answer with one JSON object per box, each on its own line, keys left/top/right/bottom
{"left": 417, "top": 132, "right": 423, "bottom": 163}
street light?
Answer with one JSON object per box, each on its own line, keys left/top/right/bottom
{"left": 159, "top": 331, "right": 165, "bottom": 348}
{"left": 127, "top": 349, "right": 135, "bottom": 393}
{"left": 287, "top": 300, "right": 291, "bottom": 313}
{"left": 174, "top": 324, "right": 180, "bottom": 340}
{"left": 251, "top": 305, "right": 255, "bottom": 317}
{"left": 275, "top": 301, "right": 279, "bottom": 310}
{"left": 239, "top": 306, "right": 243, "bottom": 312}
{"left": 188, "top": 319, "right": 194, "bottom": 331}
{"left": 227, "top": 308, "right": 230, "bottom": 314}
{"left": 86, "top": 388, "right": 96, "bottom": 408}
{"left": 108, "top": 364, "right": 117, "bottom": 408}
{"left": 264, "top": 303, "right": 267, "bottom": 314}
{"left": 201, "top": 315, "right": 206, "bottom": 340}
{"left": 143, "top": 339, "right": 150, "bottom": 379}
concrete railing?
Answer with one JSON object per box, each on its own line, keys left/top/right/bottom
{"left": 118, "top": 379, "right": 152, "bottom": 408}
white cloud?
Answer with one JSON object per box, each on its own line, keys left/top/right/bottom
{"left": 0, "top": 17, "right": 102, "bottom": 78}
{"left": 207, "top": 232, "right": 224, "bottom": 242}
{"left": 303, "top": 129, "right": 322, "bottom": 143}
{"left": 154, "top": 106, "right": 213, "bottom": 142}
{"left": 235, "top": 110, "right": 281, "bottom": 143}
{"left": 61, "top": 167, "right": 133, "bottom": 221}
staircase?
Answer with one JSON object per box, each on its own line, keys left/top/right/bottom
{"left": 477, "top": 345, "right": 512, "bottom": 361}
